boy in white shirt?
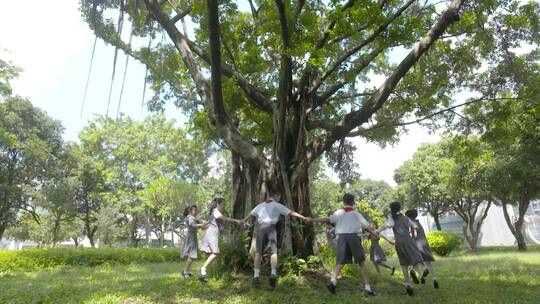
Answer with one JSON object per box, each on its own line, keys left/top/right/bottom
{"left": 242, "top": 184, "right": 310, "bottom": 289}
{"left": 310, "top": 193, "right": 375, "bottom": 296}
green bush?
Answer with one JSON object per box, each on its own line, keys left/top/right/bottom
{"left": 281, "top": 256, "right": 308, "bottom": 276}
{"left": 0, "top": 247, "right": 180, "bottom": 272}
{"left": 426, "top": 231, "right": 463, "bottom": 256}
{"left": 214, "top": 234, "right": 251, "bottom": 277}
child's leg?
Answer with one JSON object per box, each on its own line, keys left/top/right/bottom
{"left": 413, "top": 262, "right": 424, "bottom": 274}
{"left": 201, "top": 253, "right": 218, "bottom": 275}
{"left": 401, "top": 265, "right": 412, "bottom": 286}
{"left": 359, "top": 262, "right": 372, "bottom": 291}
{"left": 253, "top": 253, "right": 262, "bottom": 278}
{"left": 331, "top": 264, "right": 344, "bottom": 285}
{"left": 184, "top": 257, "right": 193, "bottom": 272}
{"left": 373, "top": 262, "right": 381, "bottom": 273}
{"left": 270, "top": 253, "right": 278, "bottom": 276}
{"left": 424, "top": 261, "right": 437, "bottom": 279}
{"left": 377, "top": 262, "right": 392, "bottom": 270}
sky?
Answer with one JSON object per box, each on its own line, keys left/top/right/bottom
{"left": 0, "top": 0, "right": 441, "bottom": 186}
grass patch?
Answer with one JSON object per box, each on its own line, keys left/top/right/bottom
{"left": 0, "top": 248, "right": 180, "bottom": 272}
{"left": 0, "top": 246, "right": 539, "bottom": 303}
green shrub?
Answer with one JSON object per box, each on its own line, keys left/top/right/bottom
{"left": 213, "top": 235, "right": 251, "bottom": 277}
{"left": 281, "top": 256, "right": 308, "bottom": 276}
{"left": 0, "top": 247, "right": 180, "bottom": 272}
{"left": 426, "top": 231, "right": 463, "bottom": 256}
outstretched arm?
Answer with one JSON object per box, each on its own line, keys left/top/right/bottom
{"left": 192, "top": 222, "right": 209, "bottom": 228}
{"left": 289, "top": 211, "right": 310, "bottom": 222}
{"left": 220, "top": 215, "right": 242, "bottom": 224}
{"left": 310, "top": 217, "right": 330, "bottom": 224}
{"left": 241, "top": 214, "right": 254, "bottom": 224}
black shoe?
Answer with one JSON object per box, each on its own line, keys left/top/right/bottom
{"left": 269, "top": 275, "right": 277, "bottom": 288}
{"left": 182, "top": 271, "right": 190, "bottom": 279}
{"left": 433, "top": 279, "right": 439, "bottom": 289}
{"left": 410, "top": 270, "right": 419, "bottom": 284}
{"left": 406, "top": 285, "right": 414, "bottom": 296}
{"left": 327, "top": 283, "right": 337, "bottom": 294}
{"left": 364, "top": 289, "right": 376, "bottom": 296}
{"left": 390, "top": 267, "right": 395, "bottom": 276}
{"left": 252, "top": 277, "right": 260, "bottom": 288}
{"left": 198, "top": 275, "right": 208, "bottom": 282}
{"left": 421, "top": 269, "right": 429, "bottom": 284}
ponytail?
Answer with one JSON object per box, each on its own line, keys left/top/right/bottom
{"left": 208, "top": 197, "right": 225, "bottom": 216}
{"left": 183, "top": 206, "right": 191, "bottom": 217}
{"left": 390, "top": 201, "right": 402, "bottom": 220}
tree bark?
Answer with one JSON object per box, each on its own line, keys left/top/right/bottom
{"left": 52, "top": 213, "right": 62, "bottom": 246}
{"left": 432, "top": 213, "right": 442, "bottom": 231}
{"left": 0, "top": 224, "right": 6, "bottom": 241}
{"left": 501, "top": 200, "right": 529, "bottom": 251}
{"left": 455, "top": 199, "right": 491, "bottom": 251}
{"left": 160, "top": 218, "right": 165, "bottom": 247}
{"left": 144, "top": 209, "right": 151, "bottom": 247}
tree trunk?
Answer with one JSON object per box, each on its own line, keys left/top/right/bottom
{"left": 0, "top": 224, "right": 6, "bottom": 240}
{"left": 144, "top": 209, "right": 151, "bottom": 247}
{"left": 501, "top": 200, "right": 529, "bottom": 251}
{"left": 52, "top": 213, "right": 62, "bottom": 246}
{"left": 456, "top": 200, "right": 491, "bottom": 251}
{"left": 432, "top": 213, "right": 442, "bottom": 231}
{"left": 129, "top": 216, "right": 140, "bottom": 247}
{"left": 170, "top": 217, "right": 175, "bottom": 247}
{"left": 84, "top": 206, "right": 96, "bottom": 248}
{"left": 160, "top": 218, "right": 165, "bottom": 247}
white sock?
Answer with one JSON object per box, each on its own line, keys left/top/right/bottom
{"left": 271, "top": 268, "right": 277, "bottom": 276}
{"left": 201, "top": 267, "right": 206, "bottom": 276}
{"left": 330, "top": 276, "right": 337, "bottom": 285}
{"left": 364, "top": 284, "right": 371, "bottom": 291}
{"left": 254, "top": 269, "right": 260, "bottom": 278}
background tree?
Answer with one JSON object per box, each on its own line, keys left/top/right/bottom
{"left": 348, "top": 179, "right": 395, "bottom": 213}
{"left": 72, "top": 149, "right": 107, "bottom": 248}
{"left": 78, "top": 114, "right": 211, "bottom": 247}
{"left": 446, "top": 136, "right": 495, "bottom": 251}
{"left": 462, "top": 99, "right": 540, "bottom": 251}
{"left": 0, "top": 60, "right": 63, "bottom": 238}
{"left": 394, "top": 142, "right": 453, "bottom": 230}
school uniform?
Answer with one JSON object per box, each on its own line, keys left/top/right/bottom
{"left": 329, "top": 207, "right": 369, "bottom": 265}
{"left": 386, "top": 213, "right": 423, "bottom": 266}
{"left": 181, "top": 214, "right": 199, "bottom": 259}
{"left": 369, "top": 233, "right": 387, "bottom": 263}
{"left": 414, "top": 219, "right": 435, "bottom": 262}
{"left": 200, "top": 208, "right": 223, "bottom": 254}
{"left": 250, "top": 199, "right": 291, "bottom": 254}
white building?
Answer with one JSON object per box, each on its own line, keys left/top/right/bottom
{"left": 417, "top": 200, "right": 540, "bottom": 246}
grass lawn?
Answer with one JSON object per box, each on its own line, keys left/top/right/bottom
{"left": 1, "top": 246, "right": 539, "bottom": 304}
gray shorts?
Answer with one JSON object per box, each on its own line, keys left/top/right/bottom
{"left": 256, "top": 224, "right": 278, "bottom": 255}
{"left": 336, "top": 233, "right": 365, "bottom": 265}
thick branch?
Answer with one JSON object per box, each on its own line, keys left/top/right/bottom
{"left": 306, "top": 0, "right": 465, "bottom": 164}
{"left": 318, "top": 0, "right": 416, "bottom": 86}
{"left": 145, "top": 0, "right": 263, "bottom": 164}
{"left": 314, "top": 47, "right": 384, "bottom": 104}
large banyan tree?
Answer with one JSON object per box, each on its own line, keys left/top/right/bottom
{"left": 79, "top": 0, "right": 537, "bottom": 256}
